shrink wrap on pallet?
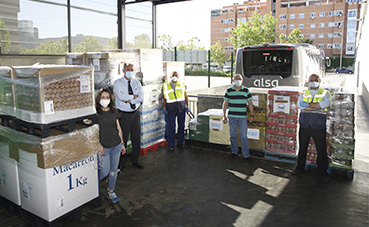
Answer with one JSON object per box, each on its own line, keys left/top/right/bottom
{"left": 0, "top": 67, "right": 15, "bottom": 116}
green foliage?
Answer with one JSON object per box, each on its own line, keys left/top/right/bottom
{"left": 210, "top": 41, "right": 226, "bottom": 67}
{"left": 184, "top": 68, "right": 230, "bottom": 77}
{"left": 327, "top": 57, "right": 355, "bottom": 69}
{"left": 0, "top": 17, "right": 11, "bottom": 53}
{"left": 228, "top": 11, "right": 277, "bottom": 49}
{"left": 158, "top": 34, "right": 174, "bottom": 51}
{"left": 20, "top": 39, "right": 68, "bottom": 54}
{"left": 279, "top": 29, "right": 304, "bottom": 43}
{"left": 177, "top": 37, "right": 205, "bottom": 50}
{"left": 73, "top": 36, "right": 103, "bottom": 52}
{"left": 104, "top": 37, "right": 118, "bottom": 50}
{"left": 127, "top": 33, "right": 151, "bottom": 49}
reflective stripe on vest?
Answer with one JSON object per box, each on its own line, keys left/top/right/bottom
{"left": 302, "top": 88, "right": 328, "bottom": 113}
{"left": 163, "top": 82, "right": 185, "bottom": 103}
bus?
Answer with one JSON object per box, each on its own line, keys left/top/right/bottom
{"left": 235, "top": 43, "right": 330, "bottom": 88}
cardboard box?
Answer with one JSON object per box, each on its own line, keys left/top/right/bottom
{"left": 163, "top": 61, "right": 185, "bottom": 83}
{"left": 0, "top": 139, "right": 21, "bottom": 205}
{"left": 238, "top": 122, "right": 266, "bottom": 150}
{"left": 12, "top": 65, "right": 95, "bottom": 124}
{"left": 18, "top": 153, "right": 98, "bottom": 222}
{"left": 209, "top": 112, "right": 230, "bottom": 145}
{"left": 0, "top": 124, "right": 99, "bottom": 169}
{"left": 0, "top": 66, "right": 15, "bottom": 116}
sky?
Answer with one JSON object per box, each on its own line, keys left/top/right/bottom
{"left": 157, "top": 0, "right": 246, "bottom": 49}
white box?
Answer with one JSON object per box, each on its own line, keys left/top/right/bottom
{"left": 0, "top": 142, "right": 21, "bottom": 205}
{"left": 18, "top": 153, "right": 98, "bottom": 222}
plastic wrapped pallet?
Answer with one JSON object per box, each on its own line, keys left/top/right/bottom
{"left": 266, "top": 86, "right": 304, "bottom": 156}
{"left": 238, "top": 122, "right": 267, "bottom": 150}
{"left": 0, "top": 66, "right": 15, "bottom": 116}
{"left": 329, "top": 92, "right": 355, "bottom": 169}
{"left": 84, "top": 52, "right": 136, "bottom": 89}
{"left": 0, "top": 124, "right": 99, "bottom": 169}
{"left": 0, "top": 136, "right": 21, "bottom": 205}
{"left": 248, "top": 88, "right": 269, "bottom": 123}
{"left": 189, "top": 109, "right": 220, "bottom": 143}
{"left": 11, "top": 65, "right": 95, "bottom": 124}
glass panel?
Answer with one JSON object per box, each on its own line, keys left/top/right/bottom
{"left": 71, "top": 0, "right": 117, "bottom": 52}
{"left": 1, "top": 0, "right": 67, "bottom": 54}
{"left": 125, "top": 2, "right": 152, "bottom": 48}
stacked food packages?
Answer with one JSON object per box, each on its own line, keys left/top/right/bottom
{"left": 245, "top": 88, "right": 269, "bottom": 150}
{"left": 329, "top": 92, "right": 355, "bottom": 169}
{"left": 189, "top": 109, "right": 220, "bottom": 143}
{"left": 306, "top": 86, "right": 342, "bottom": 164}
{"left": 0, "top": 65, "right": 99, "bottom": 223}
{"left": 0, "top": 65, "right": 95, "bottom": 124}
{"left": 266, "top": 86, "right": 303, "bottom": 156}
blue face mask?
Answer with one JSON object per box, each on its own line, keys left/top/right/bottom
{"left": 125, "top": 71, "right": 133, "bottom": 79}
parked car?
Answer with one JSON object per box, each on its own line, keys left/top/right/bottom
{"left": 335, "top": 68, "right": 353, "bottom": 74}
{"left": 223, "top": 65, "right": 232, "bottom": 72}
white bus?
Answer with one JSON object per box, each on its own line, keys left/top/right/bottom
{"left": 235, "top": 43, "right": 330, "bottom": 88}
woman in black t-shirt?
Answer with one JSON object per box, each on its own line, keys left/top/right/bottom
{"left": 96, "top": 88, "right": 126, "bottom": 203}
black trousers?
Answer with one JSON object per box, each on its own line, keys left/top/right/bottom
{"left": 118, "top": 110, "right": 141, "bottom": 169}
{"left": 297, "top": 126, "right": 329, "bottom": 176}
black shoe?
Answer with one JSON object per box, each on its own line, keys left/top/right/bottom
{"left": 316, "top": 175, "right": 330, "bottom": 184}
{"left": 132, "top": 163, "right": 144, "bottom": 170}
{"left": 243, "top": 157, "right": 254, "bottom": 164}
{"left": 291, "top": 168, "right": 304, "bottom": 175}
{"left": 229, "top": 153, "right": 238, "bottom": 159}
{"left": 168, "top": 147, "right": 175, "bottom": 151}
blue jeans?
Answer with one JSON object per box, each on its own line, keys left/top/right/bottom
{"left": 167, "top": 111, "right": 185, "bottom": 147}
{"left": 229, "top": 117, "right": 250, "bottom": 158}
{"left": 98, "top": 143, "right": 121, "bottom": 191}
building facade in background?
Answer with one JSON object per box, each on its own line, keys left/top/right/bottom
{"left": 211, "top": 0, "right": 361, "bottom": 58}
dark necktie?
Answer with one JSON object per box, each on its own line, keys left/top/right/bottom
{"left": 128, "top": 80, "right": 136, "bottom": 109}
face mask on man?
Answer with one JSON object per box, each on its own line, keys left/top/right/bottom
{"left": 125, "top": 71, "right": 133, "bottom": 79}
{"left": 234, "top": 80, "right": 242, "bottom": 87}
{"left": 309, "top": 82, "right": 320, "bottom": 88}
{"left": 100, "top": 99, "right": 110, "bottom": 108}
{"left": 171, "top": 76, "right": 178, "bottom": 82}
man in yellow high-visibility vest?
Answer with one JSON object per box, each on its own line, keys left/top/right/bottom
{"left": 162, "top": 71, "right": 190, "bottom": 151}
{"left": 292, "top": 74, "right": 331, "bottom": 183}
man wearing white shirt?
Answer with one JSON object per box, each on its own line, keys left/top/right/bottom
{"left": 114, "top": 63, "right": 144, "bottom": 170}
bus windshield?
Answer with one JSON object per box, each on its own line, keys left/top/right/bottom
{"left": 242, "top": 49, "right": 293, "bottom": 78}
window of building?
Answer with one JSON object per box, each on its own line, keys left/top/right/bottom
{"left": 334, "top": 32, "right": 342, "bottom": 37}
{"left": 335, "top": 10, "right": 343, "bottom": 16}
{"left": 327, "top": 44, "right": 333, "bottom": 49}
{"left": 299, "top": 34, "right": 304, "bottom": 38}
{"left": 319, "top": 34, "right": 324, "bottom": 38}
{"left": 320, "top": 12, "right": 325, "bottom": 17}
{"left": 221, "top": 29, "right": 223, "bottom": 33}
{"left": 279, "top": 24, "right": 287, "bottom": 29}
{"left": 221, "top": 20, "right": 223, "bottom": 23}
{"left": 228, "top": 18, "right": 234, "bottom": 23}
{"left": 318, "top": 44, "right": 324, "bottom": 49}
{"left": 346, "top": 44, "right": 355, "bottom": 55}
{"left": 290, "top": 24, "right": 295, "bottom": 29}
{"left": 290, "top": 14, "right": 295, "bottom": 19}
{"left": 310, "top": 34, "right": 315, "bottom": 39}
{"left": 280, "top": 14, "right": 287, "bottom": 19}
{"left": 299, "top": 13, "right": 304, "bottom": 18}
{"left": 311, "top": 13, "right": 316, "bottom": 18}
{"left": 311, "top": 23, "right": 316, "bottom": 28}
{"left": 328, "top": 22, "right": 335, "bottom": 27}
{"left": 328, "top": 33, "right": 333, "bottom": 38}
{"left": 299, "top": 24, "right": 304, "bottom": 29}
{"left": 348, "top": 9, "right": 357, "bottom": 19}
{"left": 334, "top": 43, "right": 341, "bottom": 49}
{"left": 347, "top": 32, "right": 356, "bottom": 43}
{"left": 224, "top": 19, "right": 228, "bottom": 24}
{"left": 224, "top": 28, "right": 230, "bottom": 33}
{"left": 347, "top": 21, "right": 357, "bottom": 30}
{"left": 319, "top": 23, "right": 324, "bottom": 28}
{"left": 328, "top": 11, "right": 334, "bottom": 16}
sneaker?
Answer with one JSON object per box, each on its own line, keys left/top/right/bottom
{"left": 108, "top": 191, "right": 120, "bottom": 203}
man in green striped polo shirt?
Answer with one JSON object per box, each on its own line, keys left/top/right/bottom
{"left": 222, "top": 74, "right": 255, "bottom": 163}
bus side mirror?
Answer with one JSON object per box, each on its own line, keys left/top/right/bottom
{"left": 325, "top": 57, "right": 331, "bottom": 67}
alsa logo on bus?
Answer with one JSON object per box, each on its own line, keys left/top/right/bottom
{"left": 253, "top": 78, "right": 279, "bottom": 88}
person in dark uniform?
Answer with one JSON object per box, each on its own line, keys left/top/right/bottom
{"left": 292, "top": 74, "right": 331, "bottom": 183}
{"left": 113, "top": 63, "right": 144, "bottom": 170}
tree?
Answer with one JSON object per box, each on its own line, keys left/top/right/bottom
{"left": 105, "top": 37, "right": 118, "bottom": 49}
{"left": 158, "top": 34, "right": 174, "bottom": 51}
{"left": 73, "top": 36, "right": 103, "bottom": 52}
{"left": 177, "top": 37, "right": 204, "bottom": 50}
{"left": 0, "top": 17, "right": 11, "bottom": 54}
{"left": 210, "top": 41, "right": 226, "bottom": 67}
{"left": 279, "top": 29, "right": 304, "bottom": 43}
{"left": 228, "top": 11, "right": 277, "bottom": 49}
{"left": 20, "top": 39, "right": 68, "bottom": 54}
{"left": 130, "top": 33, "right": 151, "bottom": 48}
